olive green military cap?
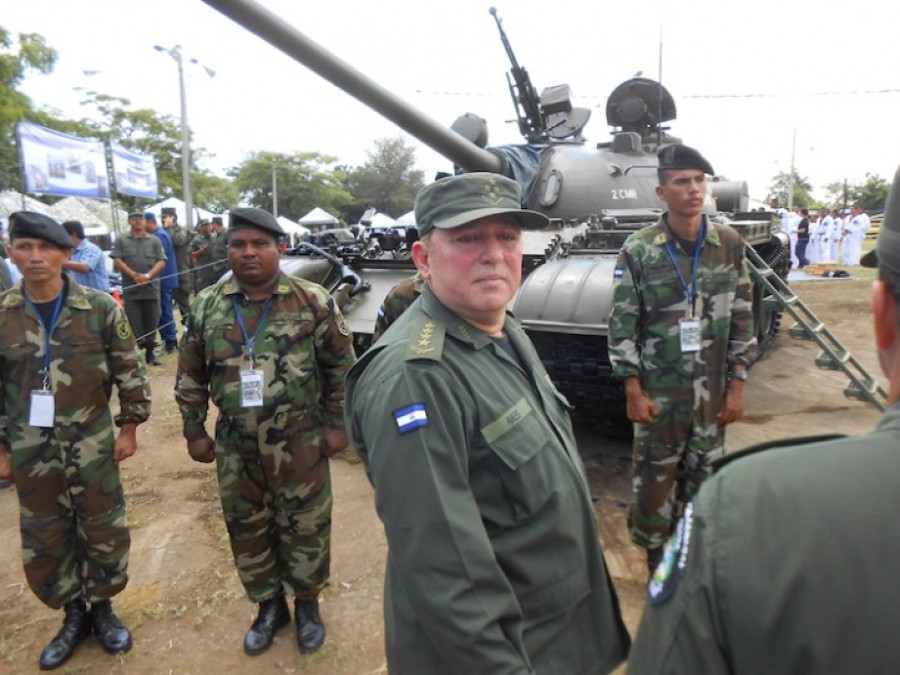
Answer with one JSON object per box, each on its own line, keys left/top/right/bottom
{"left": 414, "top": 172, "right": 549, "bottom": 237}
{"left": 658, "top": 144, "right": 715, "bottom": 176}
{"left": 9, "top": 211, "right": 73, "bottom": 249}
{"left": 861, "top": 165, "right": 900, "bottom": 273}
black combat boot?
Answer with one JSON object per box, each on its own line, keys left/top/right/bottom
{"left": 243, "top": 595, "right": 291, "bottom": 655}
{"left": 39, "top": 597, "right": 91, "bottom": 670}
{"left": 294, "top": 597, "right": 326, "bottom": 653}
{"left": 90, "top": 599, "right": 133, "bottom": 654}
{"left": 164, "top": 339, "right": 178, "bottom": 353}
{"left": 145, "top": 345, "right": 162, "bottom": 366}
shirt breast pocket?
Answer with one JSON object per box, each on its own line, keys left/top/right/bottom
{"left": 479, "top": 407, "right": 562, "bottom": 525}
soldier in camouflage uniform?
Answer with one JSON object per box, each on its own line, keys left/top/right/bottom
{"left": 371, "top": 271, "right": 424, "bottom": 341}
{"left": 175, "top": 207, "right": 355, "bottom": 657}
{"left": 0, "top": 212, "right": 150, "bottom": 670}
{"left": 161, "top": 207, "right": 194, "bottom": 334}
{"left": 190, "top": 219, "right": 219, "bottom": 292}
{"left": 607, "top": 145, "right": 756, "bottom": 575}
{"left": 210, "top": 216, "right": 229, "bottom": 280}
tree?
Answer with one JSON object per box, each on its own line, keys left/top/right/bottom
{"left": 341, "top": 137, "right": 424, "bottom": 223}
{"left": 0, "top": 27, "right": 57, "bottom": 191}
{"left": 192, "top": 170, "right": 240, "bottom": 213}
{"left": 766, "top": 170, "right": 813, "bottom": 209}
{"left": 848, "top": 173, "right": 890, "bottom": 213}
{"left": 228, "top": 151, "right": 352, "bottom": 221}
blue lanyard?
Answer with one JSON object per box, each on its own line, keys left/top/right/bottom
{"left": 231, "top": 295, "right": 273, "bottom": 367}
{"left": 24, "top": 288, "right": 65, "bottom": 390}
{"left": 664, "top": 221, "right": 705, "bottom": 317}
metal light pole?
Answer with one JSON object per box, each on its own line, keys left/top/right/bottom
{"left": 154, "top": 45, "right": 213, "bottom": 230}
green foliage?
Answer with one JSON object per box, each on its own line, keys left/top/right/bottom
{"left": 228, "top": 151, "right": 352, "bottom": 221}
{"left": 848, "top": 173, "right": 890, "bottom": 213}
{"left": 192, "top": 171, "right": 240, "bottom": 213}
{"left": 766, "top": 170, "right": 813, "bottom": 208}
{"left": 0, "top": 27, "right": 58, "bottom": 191}
{"left": 341, "top": 137, "right": 424, "bottom": 222}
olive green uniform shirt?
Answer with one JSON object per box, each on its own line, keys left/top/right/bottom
{"left": 111, "top": 231, "right": 166, "bottom": 300}
{"left": 628, "top": 402, "right": 900, "bottom": 674}
{"left": 346, "top": 285, "right": 630, "bottom": 675}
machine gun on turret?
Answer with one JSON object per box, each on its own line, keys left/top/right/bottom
{"left": 489, "top": 7, "right": 544, "bottom": 141}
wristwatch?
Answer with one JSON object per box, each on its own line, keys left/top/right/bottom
{"left": 728, "top": 369, "right": 748, "bottom": 382}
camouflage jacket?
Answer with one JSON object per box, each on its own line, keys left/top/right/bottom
{"left": 0, "top": 279, "right": 151, "bottom": 450}
{"left": 0, "top": 257, "right": 12, "bottom": 292}
{"left": 608, "top": 215, "right": 756, "bottom": 403}
{"left": 371, "top": 272, "right": 424, "bottom": 342}
{"left": 175, "top": 272, "right": 356, "bottom": 440}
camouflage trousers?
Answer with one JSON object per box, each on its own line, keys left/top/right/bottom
{"left": 629, "top": 397, "right": 723, "bottom": 550}
{"left": 214, "top": 413, "right": 332, "bottom": 603}
{"left": 12, "top": 437, "right": 130, "bottom": 609}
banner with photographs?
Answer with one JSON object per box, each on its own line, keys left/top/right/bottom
{"left": 110, "top": 141, "right": 159, "bottom": 199}
{"left": 17, "top": 122, "right": 110, "bottom": 198}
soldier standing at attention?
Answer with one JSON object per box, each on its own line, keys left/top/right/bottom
{"left": 175, "top": 207, "right": 355, "bottom": 657}
{"left": 346, "top": 173, "right": 630, "bottom": 674}
{"left": 628, "top": 165, "right": 900, "bottom": 674}
{"left": 161, "top": 207, "right": 193, "bottom": 335}
{"left": 607, "top": 145, "right": 756, "bottom": 576}
{"left": 111, "top": 211, "right": 167, "bottom": 366}
{"left": 0, "top": 212, "right": 150, "bottom": 670}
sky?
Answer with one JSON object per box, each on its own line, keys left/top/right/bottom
{"left": 5, "top": 0, "right": 900, "bottom": 208}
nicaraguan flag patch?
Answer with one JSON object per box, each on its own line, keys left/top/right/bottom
{"left": 613, "top": 267, "right": 624, "bottom": 279}
{"left": 394, "top": 403, "right": 429, "bottom": 435}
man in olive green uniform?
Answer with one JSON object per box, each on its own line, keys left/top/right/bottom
{"left": 0, "top": 212, "right": 150, "bottom": 670}
{"left": 190, "top": 219, "right": 219, "bottom": 292}
{"left": 112, "top": 211, "right": 167, "bottom": 365}
{"left": 346, "top": 174, "right": 630, "bottom": 674}
{"left": 628, "top": 165, "right": 900, "bottom": 674}
{"left": 175, "top": 207, "right": 355, "bottom": 657}
{"left": 607, "top": 145, "right": 756, "bottom": 573}
{"left": 210, "top": 215, "right": 229, "bottom": 280}
{"left": 161, "top": 207, "right": 193, "bottom": 334}
{"left": 371, "top": 271, "right": 424, "bottom": 341}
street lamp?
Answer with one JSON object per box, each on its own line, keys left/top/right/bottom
{"left": 153, "top": 45, "right": 214, "bottom": 230}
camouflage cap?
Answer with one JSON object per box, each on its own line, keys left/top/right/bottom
{"left": 9, "top": 211, "right": 73, "bottom": 249}
{"left": 658, "top": 144, "right": 715, "bottom": 176}
{"left": 861, "top": 165, "right": 900, "bottom": 273}
{"left": 229, "top": 207, "right": 285, "bottom": 237}
{"left": 414, "top": 172, "right": 549, "bottom": 237}
{"left": 127, "top": 210, "right": 145, "bottom": 220}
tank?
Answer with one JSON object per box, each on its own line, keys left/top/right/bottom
{"left": 202, "top": 0, "right": 790, "bottom": 432}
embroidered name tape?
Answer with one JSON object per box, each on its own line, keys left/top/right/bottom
{"left": 394, "top": 403, "right": 429, "bottom": 434}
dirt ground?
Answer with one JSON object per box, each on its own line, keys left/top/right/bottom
{"left": 0, "top": 273, "right": 886, "bottom": 674}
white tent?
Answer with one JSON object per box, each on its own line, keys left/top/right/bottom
{"left": 145, "top": 197, "right": 219, "bottom": 228}
{"left": 0, "top": 191, "right": 128, "bottom": 236}
{"left": 395, "top": 210, "right": 416, "bottom": 226}
{"left": 366, "top": 212, "right": 396, "bottom": 228}
{"left": 299, "top": 206, "right": 339, "bottom": 228}
{"left": 276, "top": 216, "right": 310, "bottom": 246}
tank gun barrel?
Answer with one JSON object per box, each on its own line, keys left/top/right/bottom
{"left": 202, "top": 0, "right": 502, "bottom": 174}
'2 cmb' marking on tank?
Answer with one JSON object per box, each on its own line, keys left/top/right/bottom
{"left": 611, "top": 189, "right": 638, "bottom": 200}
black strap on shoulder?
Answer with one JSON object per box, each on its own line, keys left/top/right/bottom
{"left": 712, "top": 433, "right": 847, "bottom": 473}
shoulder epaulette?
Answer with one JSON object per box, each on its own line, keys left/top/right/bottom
{"left": 405, "top": 317, "right": 445, "bottom": 362}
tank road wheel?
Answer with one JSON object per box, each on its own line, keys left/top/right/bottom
{"left": 751, "top": 238, "right": 789, "bottom": 356}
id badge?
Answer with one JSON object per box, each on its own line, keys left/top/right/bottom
{"left": 679, "top": 318, "right": 701, "bottom": 353}
{"left": 240, "top": 370, "right": 264, "bottom": 408}
{"left": 29, "top": 390, "right": 56, "bottom": 427}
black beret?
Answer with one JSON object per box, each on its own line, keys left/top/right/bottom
{"left": 161, "top": 207, "right": 177, "bottom": 216}
{"left": 211, "top": 216, "right": 224, "bottom": 225}
{"left": 229, "top": 207, "right": 285, "bottom": 237}
{"left": 658, "top": 144, "right": 715, "bottom": 176}
{"left": 9, "top": 211, "right": 73, "bottom": 250}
